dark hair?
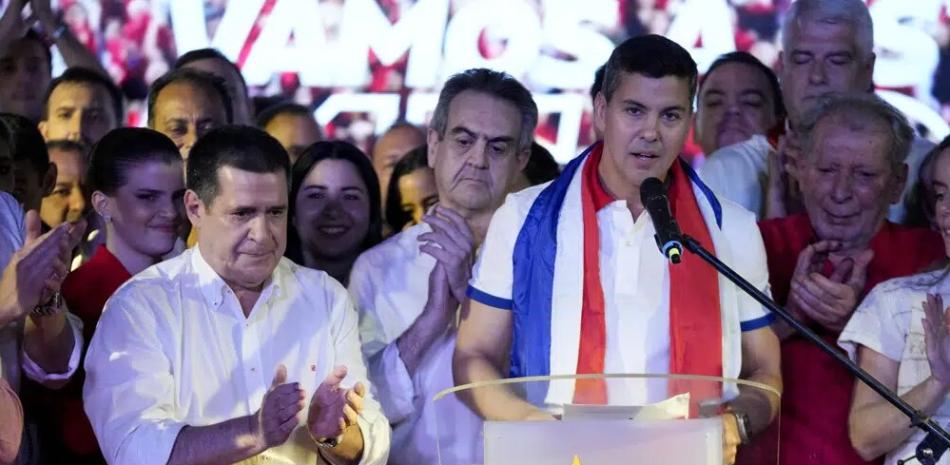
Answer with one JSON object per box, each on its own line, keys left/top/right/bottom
{"left": 86, "top": 128, "right": 180, "bottom": 195}
{"left": 907, "top": 135, "right": 950, "bottom": 228}
{"left": 147, "top": 68, "right": 233, "bottom": 126}
{"left": 186, "top": 125, "right": 289, "bottom": 205}
{"left": 385, "top": 144, "right": 430, "bottom": 232}
{"left": 700, "top": 51, "right": 786, "bottom": 121}
{"left": 43, "top": 67, "right": 124, "bottom": 124}
{"left": 590, "top": 64, "right": 606, "bottom": 104}
{"left": 430, "top": 68, "right": 538, "bottom": 151}
{"left": 602, "top": 34, "right": 698, "bottom": 104}
{"left": 525, "top": 142, "right": 561, "bottom": 185}
{"left": 0, "top": 113, "right": 49, "bottom": 175}
{"left": 286, "top": 141, "right": 383, "bottom": 263}
{"left": 175, "top": 48, "right": 249, "bottom": 98}
{"left": 256, "top": 102, "right": 316, "bottom": 130}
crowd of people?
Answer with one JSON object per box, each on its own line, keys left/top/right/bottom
{"left": 0, "top": 1, "right": 949, "bottom": 465}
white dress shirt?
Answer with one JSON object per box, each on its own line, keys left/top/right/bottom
{"left": 839, "top": 270, "right": 950, "bottom": 465}
{"left": 83, "top": 247, "right": 390, "bottom": 465}
{"left": 699, "top": 134, "right": 934, "bottom": 222}
{"left": 349, "top": 224, "right": 483, "bottom": 465}
{"left": 0, "top": 191, "right": 83, "bottom": 393}
{"left": 469, "top": 155, "right": 774, "bottom": 406}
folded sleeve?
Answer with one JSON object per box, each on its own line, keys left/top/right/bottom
{"left": 467, "top": 194, "right": 525, "bottom": 310}
{"left": 0, "top": 377, "right": 22, "bottom": 465}
{"left": 20, "top": 311, "right": 84, "bottom": 385}
{"left": 726, "top": 211, "right": 774, "bottom": 332}
{"left": 329, "top": 285, "right": 391, "bottom": 465}
{"left": 839, "top": 281, "right": 909, "bottom": 363}
{"left": 82, "top": 288, "right": 185, "bottom": 465}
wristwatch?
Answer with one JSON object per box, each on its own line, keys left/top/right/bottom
{"left": 31, "top": 291, "right": 64, "bottom": 317}
{"left": 315, "top": 434, "right": 343, "bottom": 449}
{"left": 729, "top": 410, "right": 752, "bottom": 444}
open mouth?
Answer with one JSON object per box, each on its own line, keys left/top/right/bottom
{"left": 631, "top": 152, "right": 659, "bottom": 160}
{"left": 317, "top": 225, "right": 350, "bottom": 236}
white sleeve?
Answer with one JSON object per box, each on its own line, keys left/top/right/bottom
{"left": 20, "top": 311, "right": 84, "bottom": 385}
{"left": 82, "top": 289, "right": 185, "bottom": 465}
{"left": 467, "top": 194, "right": 525, "bottom": 309}
{"left": 839, "top": 281, "right": 909, "bottom": 363}
{"left": 724, "top": 209, "right": 774, "bottom": 331}
{"left": 348, "top": 255, "right": 416, "bottom": 425}
{"left": 330, "top": 286, "right": 391, "bottom": 465}
{"left": 698, "top": 143, "right": 765, "bottom": 218}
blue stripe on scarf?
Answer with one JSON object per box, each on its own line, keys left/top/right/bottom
{"left": 509, "top": 147, "right": 723, "bottom": 403}
{"left": 509, "top": 144, "right": 594, "bottom": 402}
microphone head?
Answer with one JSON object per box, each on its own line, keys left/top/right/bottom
{"left": 640, "top": 177, "right": 666, "bottom": 202}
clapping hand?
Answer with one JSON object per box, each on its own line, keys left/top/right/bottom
{"left": 307, "top": 366, "right": 364, "bottom": 442}
{"left": 923, "top": 294, "right": 950, "bottom": 385}
{"left": 252, "top": 365, "right": 306, "bottom": 450}
{"left": 788, "top": 241, "right": 873, "bottom": 332}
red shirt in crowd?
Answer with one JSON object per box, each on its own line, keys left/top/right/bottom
{"left": 738, "top": 214, "right": 942, "bottom": 465}
{"left": 25, "top": 245, "right": 131, "bottom": 465}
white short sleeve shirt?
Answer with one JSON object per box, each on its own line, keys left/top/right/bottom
{"left": 839, "top": 270, "right": 950, "bottom": 465}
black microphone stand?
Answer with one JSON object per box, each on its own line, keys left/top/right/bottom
{"left": 678, "top": 234, "right": 950, "bottom": 465}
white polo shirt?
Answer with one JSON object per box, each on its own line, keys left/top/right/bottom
{"left": 83, "top": 247, "right": 390, "bottom": 465}
{"left": 468, "top": 156, "right": 774, "bottom": 405}
{"left": 349, "top": 224, "right": 483, "bottom": 465}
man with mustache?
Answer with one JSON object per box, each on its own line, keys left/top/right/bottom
{"left": 349, "top": 68, "right": 537, "bottom": 465}
{"left": 454, "top": 35, "right": 781, "bottom": 465}
{"left": 83, "top": 126, "right": 390, "bottom": 465}
{"left": 699, "top": 0, "right": 933, "bottom": 224}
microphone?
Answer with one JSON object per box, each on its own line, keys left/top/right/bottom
{"left": 640, "top": 177, "right": 683, "bottom": 264}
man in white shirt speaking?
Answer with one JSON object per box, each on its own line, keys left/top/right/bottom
{"left": 83, "top": 126, "right": 390, "bottom": 465}
{"left": 349, "top": 68, "right": 537, "bottom": 465}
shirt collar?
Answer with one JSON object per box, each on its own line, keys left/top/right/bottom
{"left": 582, "top": 144, "right": 616, "bottom": 212}
{"left": 189, "top": 246, "right": 281, "bottom": 312}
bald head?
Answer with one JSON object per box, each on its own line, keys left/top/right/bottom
{"left": 372, "top": 123, "right": 425, "bottom": 208}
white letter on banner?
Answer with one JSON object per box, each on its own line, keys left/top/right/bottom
{"left": 242, "top": 0, "right": 330, "bottom": 87}
{"left": 170, "top": 0, "right": 264, "bottom": 60}
{"left": 442, "top": 0, "right": 542, "bottom": 79}
{"left": 530, "top": 0, "right": 616, "bottom": 90}
{"left": 336, "top": 0, "right": 448, "bottom": 88}
{"left": 664, "top": 0, "right": 733, "bottom": 72}
{"left": 314, "top": 93, "right": 402, "bottom": 136}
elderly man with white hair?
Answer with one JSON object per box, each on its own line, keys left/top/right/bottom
{"left": 699, "top": 0, "right": 934, "bottom": 225}
{"left": 745, "top": 92, "right": 942, "bottom": 465}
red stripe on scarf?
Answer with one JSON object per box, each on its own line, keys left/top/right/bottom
{"left": 573, "top": 146, "right": 723, "bottom": 412}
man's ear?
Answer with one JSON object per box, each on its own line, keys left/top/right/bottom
{"left": 183, "top": 190, "right": 204, "bottom": 228}
{"left": 37, "top": 120, "right": 49, "bottom": 140}
{"left": 890, "top": 162, "right": 908, "bottom": 205}
{"left": 516, "top": 145, "right": 531, "bottom": 173}
{"left": 426, "top": 128, "right": 440, "bottom": 169}
{"left": 593, "top": 92, "right": 607, "bottom": 138}
{"left": 41, "top": 162, "right": 56, "bottom": 197}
